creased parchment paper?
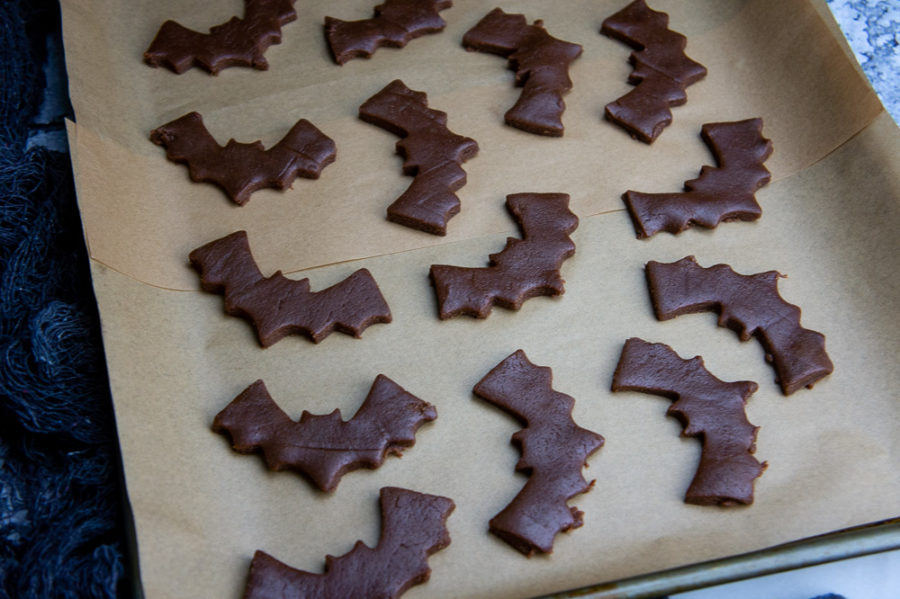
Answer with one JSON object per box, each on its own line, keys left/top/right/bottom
{"left": 61, "top": 0, "right": 899, "bottom": 597}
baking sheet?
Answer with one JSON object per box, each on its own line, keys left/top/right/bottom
{"left": 61, "top": 0, "right": 900, "bottom": 597}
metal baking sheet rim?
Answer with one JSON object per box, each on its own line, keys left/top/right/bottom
{"left": 541, "top": 518, "right": 900, "bottom": 598}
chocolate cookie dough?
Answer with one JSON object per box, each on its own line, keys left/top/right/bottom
{"left": 324, "top": 0, "right": 451, "bottom": 64}
{"left": 623, "top": 119, "right": 773, "bottom": 238}
{"left": 601, "top": 0, "right": 707, "bottom": 142}
{"left": 646, "top": 256, "right": 834, "bottom": 395}
{"left": 213, "top": 376, "right": 436, "bottom": 492}
{"left": 430, "top": 193, "right": 577, "bottom": 319}
{"left": 189, "top": 231, "right": 391, "bottom": 346}
{"left": 144, "top": 0, "right": 297, "bottom": 74}
{"left": 244, "top": 487, "right": 454, "bottom": 599}
{"left": 612, "top": 338, "right": 766, "bottom": 506}
{"left": 462, "top": 8, "right": 582, "bottom": 136}
{"left": 359, "top": 79, "right": 479, "bottom": 235}
{"left": 474, "top": 350, "right": 604, "bottom": 555}
{"left": 150, "top": 112, "right": 336, "bottom": 206}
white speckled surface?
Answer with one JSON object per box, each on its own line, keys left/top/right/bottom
{"left": 826, "top": 0, "right": 900, "bottom": 123}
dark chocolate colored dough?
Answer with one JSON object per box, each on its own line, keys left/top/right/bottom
{"left": 430, "top": 193, "right": 577, "bottom": 319}
{"left": 462, "top": 8, "right": 582, "bottom": 136}
{"left": 601, "top": 0, "right": 707, "bottom": 143}
{"left": 150, "top": 112, "right": 336, "bottom": 206}
{"left": 324, "top": 0, "right": 451, "bottom": 65}
{"left": 612, "top": 338, "right": 766, "bottom": 506}
{"left": 646, "top": 256, "right": 834, "bottom": 395}
{"left": 474, "top": 350, "right": 604, "bottom": 555}
{"left": 623, "top": 119, "right": 773, "bottom": 238}
{"left": 213, "top": 376, "right": 436, "bottom": 492}
{"left": 359, "top": 79, "right": 478, "bottom": 235}
{"left": 144, "top": 0, "right": 297, "bottom": 74}
{"left": 189, "top": 231, "right": 391, "bottom": 346}
{"left": 244, "top": 487, "right": 454, "bottom": 599}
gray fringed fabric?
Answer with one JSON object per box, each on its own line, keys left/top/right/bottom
{"left": 0, "top": 1, "right": 125, "bottom": 597}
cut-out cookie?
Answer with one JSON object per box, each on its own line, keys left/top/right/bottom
{"left": 462, "top": 8, "right": 582, "bottom": 136}
{"left": 213, "top": 376, "right": 435, "bottom": 492}
{"left": 612, "top": 338, "right": 766, "bottom": 506}
{"left": 623, "top": 119, "right": 773, "bottom": 238}
{"left": 325, "top": 0, "right": 451, "bottom": 65}
{"left": 646, "top": 256, "right": 833, "bottom": 395}
{"left": 359, "top": 79, "right": 479, "bottom": 235}
{"left": 244, "top": 487, "right": 454, "bottom": 599}
{"left": 474, "top": 350, "right": 604, "bottom": 555}
{"left": 144, "top": 0, "right": 297, "bottom": 74}
{"left": 601, "top": 0, "right": 707, "bottom": 143}
{"left": 189, "top": 231, "right": 391, "bottom": 346}
{"left": 150, "top": 112, "right": 336, "bottom": 206}
{"left": 430, "top": 193, "right": 577, "bottom": 319}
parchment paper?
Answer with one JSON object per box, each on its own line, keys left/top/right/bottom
{"left": 61, "top": 0, "right": 899, "bottom": 597}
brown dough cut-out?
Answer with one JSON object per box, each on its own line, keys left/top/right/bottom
{"left": 212, "top": 376, "right": 435, "bottom": 492}
{"left": 623, "top": 119, "right": 773, "bottom": 238}
{"left": 601, "top": 0, "right": 707, "bottom": 143}
{"left": 359, "top": 79, "right": 479, "bottom": 235}
{"left": 473, "top": 350, "right": 604, "bottom": 555}
{"left": 430, "top": 193, "right": 577, "bottom": 319}
{"left": 612, "top": 338, "right": 766, "bottom": 506}
{"left": 144, "top": 0, "right": 297, "bottom": 74}
{"left": 244, "top": 487, "right": 454, "bottom": 599}
{"left": 462, "top": 8, "right": 583, "bottom": 136}
{"left": 324, "top": 0, "right": 451, "bottom": 65}
{"left": 189, "top": 231, "right": 391, "bottom": 346}
{"left": 150, "top": 112, "right": 336, "bottom": 206}
{"left": 646, "top": 256, "right": 834, "bottom": 395}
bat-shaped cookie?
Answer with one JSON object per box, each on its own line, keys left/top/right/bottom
{"left": 359, "top": 79, "right": 479, "bottom": 235}
{"left": 430, "top": 193, "right": 578, "bottom": 319}
{"left": 463, "top": 8, "right": 583, "bottom": 136}
{"left": 601, "top": 0, "right": 707, "bottom": 143}
{"left": 150, "top": 112, "right": 336, "bottom": 206}
{"left": 623, "top": 119, "right": 773, "bottom": 238}
{"left": 212, "top": 376, "right": 436, "bottom": 492}
{"left": 612, "top": 338, "right": 766, "bottom": 505}
{"left": 189, "top": 231, "right": 391, "bottom": 346}
{"left": 144, "top": 0, "right": 297, "bottom": 74}
{"left": 474, "top": 350, "right": 604, "bottom": 555}
{"left": 324, "top": 0, "right": 452, "bottom": 65}
{"left": 646, "top": 256, "right": 834, "bottom": 394}
{"left": 244, "top": 487, "right": 454, "bottom": 599}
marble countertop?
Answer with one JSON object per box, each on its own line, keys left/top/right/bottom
{"left": 826, "top": 0, "right": 899, "bottom": 123}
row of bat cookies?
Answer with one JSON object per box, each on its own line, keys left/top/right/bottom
{"left": 151, "top": 81, "right": 773, "bottom": 243}
{"left": 144, "top": 1, "right": 707, "bottom": 142}
{"left": 214, "top": 330, "right": 817, "bottom": 596}
{"left": 204, "top": 246, "right": 833, "bottom": 594}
